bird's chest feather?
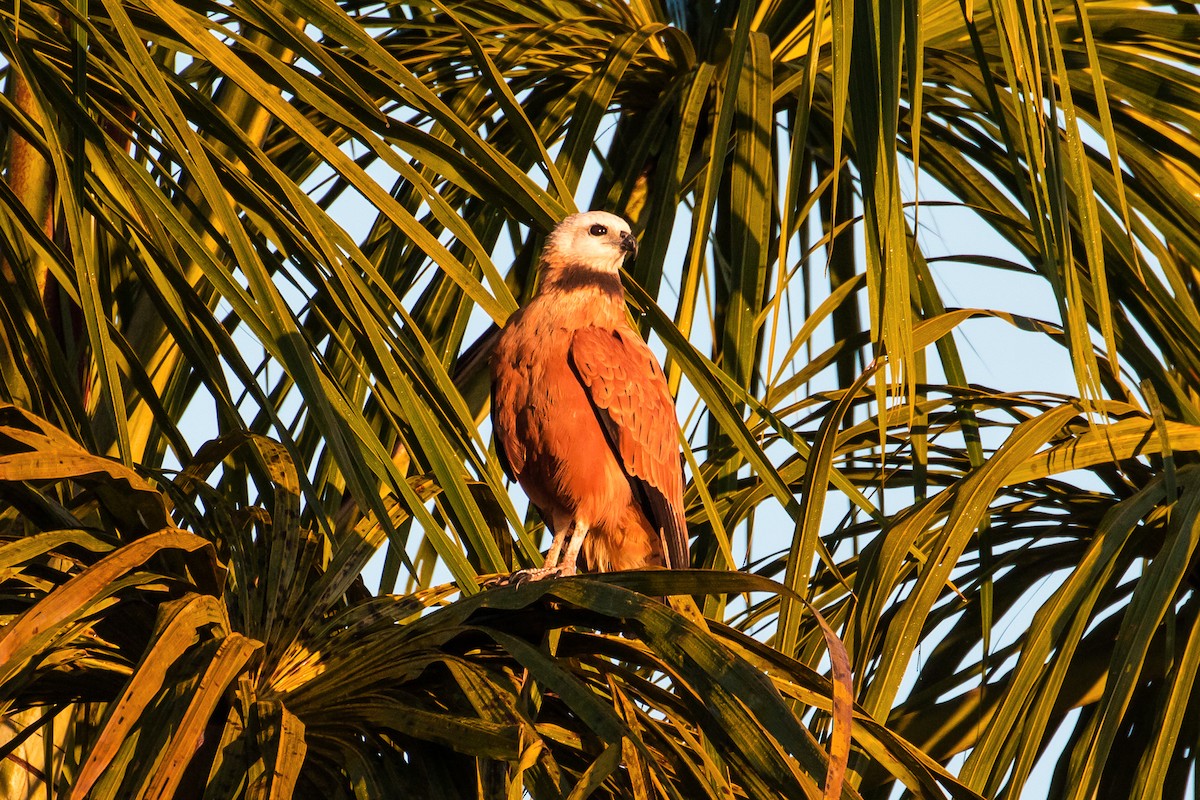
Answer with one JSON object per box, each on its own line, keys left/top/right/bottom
{"left": 492, "top": 310, "right": 632, "bottom": 521}
{"left": 498, "top": 320, "right": 601, "bottom": 447}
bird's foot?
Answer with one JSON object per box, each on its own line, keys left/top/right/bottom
{"left": 488, "top": 566, "right": 567, "bottom": 587}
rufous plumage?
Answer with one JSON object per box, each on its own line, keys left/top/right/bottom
{"left": 491, "top": 211, "right": 689, "bottom": 579}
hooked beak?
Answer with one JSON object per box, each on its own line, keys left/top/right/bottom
{"left": 619, "top": 231, "right": 638, "bottom": 258}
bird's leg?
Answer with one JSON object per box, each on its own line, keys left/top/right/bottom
{"left": 557, "top": 519, "right": 590, "bottom": 577}
{"left": 490, "top": 521, "right": 572, "bottom": 586}
{"left": 542, "top": 524, "right": 567, "bottom": 570}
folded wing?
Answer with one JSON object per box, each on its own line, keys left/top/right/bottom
{"left": 568, "top": 327, "right": 689, "bottom": 569}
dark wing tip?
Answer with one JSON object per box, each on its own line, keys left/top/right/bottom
{"left": 661, "top": 506, "right": 690, "bottom": 570}
{"left": 639, "top": 483, "right": 688, "bottom": 569}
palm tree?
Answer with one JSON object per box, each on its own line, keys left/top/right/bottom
{"left": 2, "top": 0, "right": 1200, "bottom": 796}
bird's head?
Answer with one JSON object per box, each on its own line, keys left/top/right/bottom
{"left": 542, "top": 211, "right": 638, "bottom": 276}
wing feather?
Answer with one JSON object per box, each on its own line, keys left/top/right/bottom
{"left": 569, "top": 326, "right": 689, "bottom": 569}
{"left": 490, "top": 339, "right": 524, "bottom": 482}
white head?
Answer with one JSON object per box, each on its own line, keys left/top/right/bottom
{"left": 541, "top": 211, "right": 638, "bottom": 276}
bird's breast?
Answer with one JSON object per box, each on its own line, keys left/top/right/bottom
{"left": 492, "top": 315, "right": 633, "bottom": 529}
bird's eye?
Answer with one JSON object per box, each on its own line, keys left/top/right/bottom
{"left": 588, "top": 224, "right": 608, "bottom": 236}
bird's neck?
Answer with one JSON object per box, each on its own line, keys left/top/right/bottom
{"left": 538, "top": 262, "right": 622, "bottom": 294}
{"left": 533, "top": 265, "right": 627, "bottom": 328}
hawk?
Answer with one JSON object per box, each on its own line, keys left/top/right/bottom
{"left": 491, "top": 211, "right": 689, "bottom": 579}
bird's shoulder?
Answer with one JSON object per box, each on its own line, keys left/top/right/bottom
{"left": 569, "top": 325, "right": 677, "bottom": 458}
{"left": 569, "top": 325, "right": 669, "bottom": 393}
{"left": 492, "top": 305, "right": 544, "bottom": 365}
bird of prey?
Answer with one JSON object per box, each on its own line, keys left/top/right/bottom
{"left": 491, "top": 211, "right": 689, "bottom": 580}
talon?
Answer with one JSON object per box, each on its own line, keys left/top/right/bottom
{"left": 482, "top": 573, "right": 515, "bottom": 589}
{"left": 493, "top": 566, "right": 564, "bottom": 587}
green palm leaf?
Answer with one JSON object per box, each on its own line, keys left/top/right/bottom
{"left": 3, "top": 0, "right": 1200, "bottom": 796}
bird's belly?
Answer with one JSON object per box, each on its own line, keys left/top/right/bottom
{"left": 507, "top": 359, "right": 633, "bottom": 531}
{"left": 516, "top": 383, "right": 633, "bottom": 532}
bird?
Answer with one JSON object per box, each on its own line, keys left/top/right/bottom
{"left": 490, "top": 211, "right": 689, "bottom": 580}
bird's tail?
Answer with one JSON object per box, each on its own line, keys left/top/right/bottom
{"left": 580, "top": 503, "right": 665, "bottom": 573}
